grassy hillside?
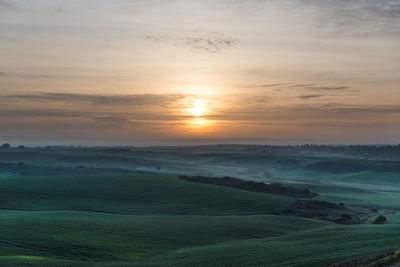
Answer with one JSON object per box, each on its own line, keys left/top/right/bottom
{"left": 146, "top": 224, "right": 400, "bottom": 266}
{"left": 0, "top": 174, "right": 295, "bottom": 215}
{"left": 0, "top": 211, "right": 328, "bottom": 266}
{"left": 2, "top": 149, "right": 400, "bottom": 190}
{"left": 292, "top": 183, "right": 400, "bottom": 209}
{"left": 0, "top": 147, "right": 399, "bottom": 266}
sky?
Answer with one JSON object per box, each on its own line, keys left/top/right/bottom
{"left": 0, "top": 0, "right": 399, "bottom": 146}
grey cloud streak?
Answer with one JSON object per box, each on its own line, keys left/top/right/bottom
{"left": 4, "top": 92, "right": 186, "bottom": 107}
{"left": 0, "top": 0, "right": 18, "bottom": 11}
{"left": 0, "top": 107, "right": 190, "bottom": 125}
{"left": 145, "top": 32, "right": 238, "bottom": 53}
{"left": 298, "top": 94, "right": 324, "bottom": 99}
{"left": 309, "top": 86, "right": 350, "bottom": 91}
{"left": 206, "top": 103, "right": 400, "bottom": 122}
{"left": 301, "top": 0, "right": 400, "bottom": 36}
{"left": 214, "top": 0, "right": 400, "bottom": 36}
{"left": 288, "top": 83, "right": 350, "bottom": 91}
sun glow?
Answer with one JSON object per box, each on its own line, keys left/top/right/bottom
{"left": 186, "top": 99, "right": 208, "bottom": 117}
{"left": 188, "top": 117, "right": 211, "bottom": 127}
{"left": 185, "top": 86, "right": 216, "bottom": 95}
{"left": 184, "top": 97, "right": 216, "bottom": 131}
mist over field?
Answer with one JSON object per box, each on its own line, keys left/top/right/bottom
{"left": 0, "top": 144, "right": 399, "bottom": 266}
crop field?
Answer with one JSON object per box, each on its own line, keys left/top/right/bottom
{"left": 0, "top": 145, "right": 399, "bottom": 266}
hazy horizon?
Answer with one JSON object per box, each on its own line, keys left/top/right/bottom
{"left": 2, "top": 137, "right": 399, "bottom": 147}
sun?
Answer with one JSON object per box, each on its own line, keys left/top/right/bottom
{"left": 187, "top": 117, "right": 211, "bottom": 128}
{"left": 186, "top": 99, "right": 208, "bottom": 117}
{"left": 183, "top": 98, "right": 215, "bottom": 131}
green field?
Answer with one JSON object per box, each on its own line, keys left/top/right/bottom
{"left": 0, "top": 174, "right": 294, "bottom": 215}
{"left": 0, "top": 146, "right": 399, "bottom": 266}
{"left": 147, "top": 224, "right": 400, "bottom": 267}
{"left": 0, "top": 211, "right": 330, "bottom": 266}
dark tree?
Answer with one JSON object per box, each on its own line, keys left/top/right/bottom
{"left": 373, "top": 215, "right": 387, "bottom": 224}
{"left": 1, "top": 143, "right": 11, "bottom": 149}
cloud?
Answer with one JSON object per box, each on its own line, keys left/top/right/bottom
{"left": 317, "top": 104, "right": 400, "bottom": 115}
{"left": 0, "top": 108, "right": 85, "bottom": 118}
{"left": 221, "top": 0, "right": 400, "bottom": 36}
{"left": 0, "top": 91, "right": 196, "bottom": 126}
{"left": 245, "top": 82, "right": 352, "bottom": 94}
{"left": 290, "top": 83, "right": 317, "bottom": 88}
{"left": 300, "top": 0, "right": 400, "bottom": 36}
{"left": 298, "top": 94, "right": 324, "bottom": 99}
{"left": 91, "top": 116, "right": 165, "bottom": 127}
{"left": 0, "top": 0, "right": 18, "bottom": 11}
{"left": 288, "top": 83, "right": 350, "bottom": 91}
{"left": 260, "top": 83, "right": 288, "bottom": 87}
{"left": 1, "top": 92, "right": 399, "bottom": 143}
{"left": 206, "top": 102, "right": 400, "bottom": 122}
{"left": 4, "top": 92, "right": 185, "bottom": 107}
{"left": 309, "top": 86, "right": 350, "bottom": 91}
{"left": 0, "top": 105, "right": 195, "bottom": 133}
{"left": 145, "top": 32, "right": 238, "bottom": 53}
{"left": 241, "top": 83, "right": 288, "bottom": 89}
{"left": 93, "top": 116, "right": 132, "bottom": 124}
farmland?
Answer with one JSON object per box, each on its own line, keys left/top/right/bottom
{"left": 0, "top": 145, "right": 399, "bottom": 266}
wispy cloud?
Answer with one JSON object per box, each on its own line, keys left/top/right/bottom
{"left": 145, "top": 32, "right": 238, "bottom": 53}
{"left": 245, "top": 82, "right": 352, "bottom": 94}
{"left": 260, "top": 83, "right": 288, "bottom": 87}
{"left": 219, "top": 0, "right": 400, "bottom": 36}
{"left": 289, "top": 83, "right": 350, "bottom": 91}
{"left": 92, "top": 116, "right": 132, "bottom": 125}
{"left": 4, "top": 92, "right": 186, "bottom": 107}
{"left": 0, "top": 106, "right": 189, "bottom": 126}
{"left": 207, "top": 103, "right": 400, "bottom": 122}
{"left": 309, "top": 86, "right": 350, "bottom": 91}
{"left": 290, "top": 83, "right": 317, "bottom": 88}
{"left": 0, "top": 108, "right": 86, "bottom": 118}
{"left": 301, "top": 0, "right": 400, "bottom": 36}
{"left": 0, "top": 0, "right": 18, "bottom": 11}
{"left": 298, "top": 94, "right": 324, "bottom": 99}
